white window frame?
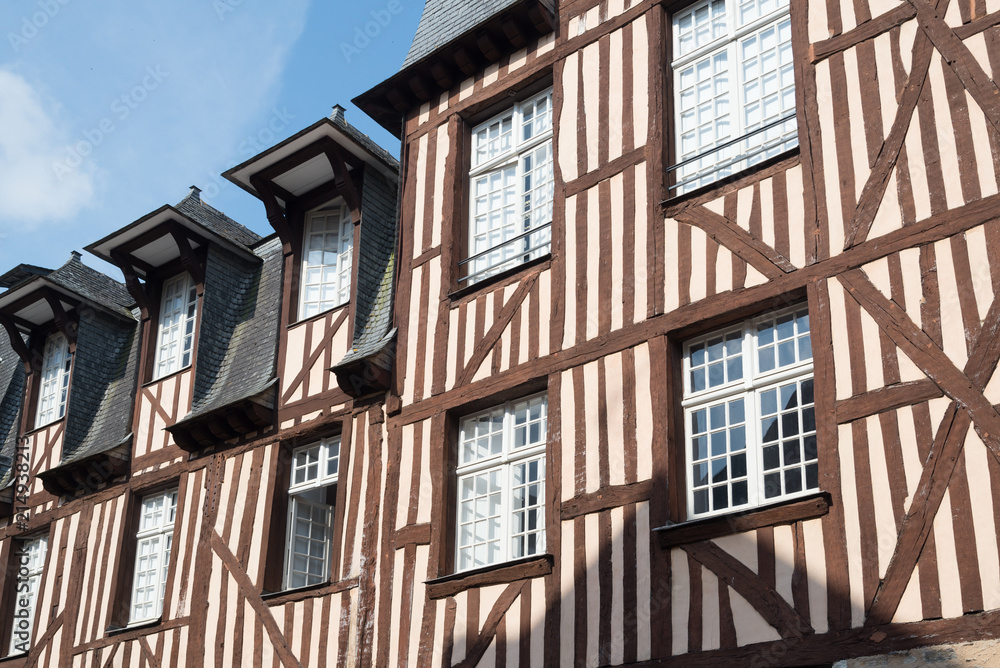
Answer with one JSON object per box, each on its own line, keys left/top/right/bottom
{"left": 284, "top": 437, "right": 340, "bottom": 590}
{"left": 153, "top": 273, "right": 198, "bottom": 380}
{"left": 35, "top": 332, "right": 71, "bottom": 427}
{"left": 682, "top": 304, "right": 815, "bottom": 519}
{"left": 670, "top": 0, "right": 797, "bottom": 193}
{"left": 7, "top": 534, "right": 47, "bottom": 656}
{"left": 299, "top": 201, "right": 353, "bottom": 320}
{"left": 463, "top": 88, "right": 554, "bottom": 285}
{"left": 128, "top": 488, "right": 177, "bottom": 625}
{"left": 455, "top": 394, "right": 547, "bottom": 572}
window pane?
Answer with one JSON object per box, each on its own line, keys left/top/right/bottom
{"left": 686, "top": 306, "right": 813, "bottom": 517}
{"left": 673, "top": 0, "right": 796, "bottom": 192}
{"left": 300, "top": 204, "right": 352, "bottom": 318}
{"left": 455, "top": 396, "right": 547, "bottom": 571}
{"left": 467, "top": 91, "right": 553, "bottom": 284}
{"left": 154, "top": 273, "right": 197, "bottom": 379}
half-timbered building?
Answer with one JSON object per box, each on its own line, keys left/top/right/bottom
{"left": 2, "top": 0, "right": 1000, "bottom": 664}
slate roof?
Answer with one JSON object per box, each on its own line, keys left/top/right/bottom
{"left": 0, "top": 334, "right": 25, "bottom": 491}
{"left": 175, "top": 188, "right": 261, "bottom": 249}
{"left": 335, "top": 164, "right": 398, "bottom": 375}
{"left": 0, "top": 253, "right": 140, "bottom": 481}
{"left": 59, "top": 306, "right": 139, "bottom": 466}
{"left": 183, "top": 236, "right": 281, "bottom": 421}
{"left": 330, "top": 105, "right": 400, "bottom": 173}
{"left": 402, "top": 0, "right": 525, "bottom": 69}
{"left": 47, "top": 252, "right": 135, "bottom": 317}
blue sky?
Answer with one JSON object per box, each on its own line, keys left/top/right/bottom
{"left": 0, "top": 0, "right": 422, "bottom": 277}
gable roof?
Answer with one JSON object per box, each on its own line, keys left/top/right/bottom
{"left": 174, "top": 188, "right": 262, "bottom": 249}
{"left": 47, "top": 253, "right": 135, "bottom": 315}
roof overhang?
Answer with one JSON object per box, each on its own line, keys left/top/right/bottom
{"left": 166, "top": 380, "right": 277, "bottom": 452}
{"left": 86, "top": 205, "right": 258, "bottom": 279}
{"left": 0, "top": 264, "right": 51, "bottom": 290}
{"left": 224, "top": 116, "right": 398, "bottom": 204}
{"left": 354, "top": 0, "right": 556, "bottom": 137}
{"left": 0, "top": 277, "right": 86, "bottom": 329}
{"left": 37, "top": 436, "right": 131, "bottom": 498}
{"left": 0, "top": 276, "right": 131, "bottom": 361}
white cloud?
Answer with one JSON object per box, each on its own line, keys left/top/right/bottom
{"left": 0, "top": 69, "right": 94, "bottom": 225}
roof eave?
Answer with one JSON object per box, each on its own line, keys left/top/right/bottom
{"left": 86, "top": 205, "right": 259, "bottom": 272}
{"left": 223, "top": 117, "right": 399, "bottom": 200}
{"left": 354, "top": 0, "right": 556, "bottom": 137}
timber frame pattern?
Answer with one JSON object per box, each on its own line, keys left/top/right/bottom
{"left": 1, "top": 0, "right": 1000, "bottom": 664}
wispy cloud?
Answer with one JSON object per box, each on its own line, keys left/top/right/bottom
{"left": 0, "top": 68, "right": 94, "bottom": 225}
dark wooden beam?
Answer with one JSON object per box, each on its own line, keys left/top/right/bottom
{"left": 0, "top": 313, "right": 31, "bottom": 367}
{"left": 207, "top": 414, "right": 239, "bottom": 442}
{"left": 429, "top": 61, "right": 455, "bottom": 90}
{"left": 225, "top": 408, "right": 256, "bottom": 435}
{"left": 527, "top": 3, "right": 555, "bottom": 32}
{"left": 453, "top": 45, "right": 480, "bottom": 76}
{"left": 111, "top": 251, "right": 151, "bottom": 320}
{"left": 475, "top": 30, "right": 501, "bottom": 62}
{"left": 408, "top": 73, "right": 434, "bottom": 102}
{"left": 169, "top": 230, "right": 206, "bottom": 291}
{"left": 320, "top": 138, "right": 362, "bottom": 224}
{"left": 501, "top": 17, "right": 528, "bottom": 48}
{"left": 385, "top": 88, "right": 412, "bottom": 113}
{"left": 250, "top": 175, "right": 292, "bottom": 248}
{"left": 42, "top": 293, "right": 78, "bottom": 350}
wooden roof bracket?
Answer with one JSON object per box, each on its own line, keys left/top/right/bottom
{"left": 0, "top": 312, "right": 32, "bottom": 370}
{"left": 111, "top": 251, "right": 151, "bottom": 321}
{"left": 321, "top": 138, "right": 362, "bottom": 224}
{"left": 41, "top": 292, "right": 79, "bottom": 352}
{"left": 169, "top": 229, "right": 207, "bottom": 294}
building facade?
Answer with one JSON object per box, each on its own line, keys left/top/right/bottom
{"left": 2, "top": 0, "right": 1000, "bottom": 665}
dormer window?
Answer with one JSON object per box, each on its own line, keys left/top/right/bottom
{"left": 35, "top": 332, "right": 71, "bottom": 427}
{"left": 153, "top": 273, "right": 198, "bottom": 379}
{"left": 300, "top": 202, "right": 353, "bottom": 320}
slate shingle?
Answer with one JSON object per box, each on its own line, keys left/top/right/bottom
{"left": 336, "top": 164, "right": 398, "bottom": 371}
{"left": 0, "top": 334, "right": 25, "bottom": 490}
{"left": 184, "top": 236, "right": 282, "bottom": 420}
{"left": 175, "top": 189, "right": 261, "bottom": 250}
{"left": 59, "top": 306, "right": 139, "bottom": 466}
{"left": 401, "top": 0, "right": 556, "bottom": 69}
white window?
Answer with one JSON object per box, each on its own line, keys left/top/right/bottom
{"left": 456, "top": 395, "right": 547, "bottom": 571}
{"left": 683, "top": 305, "right": 814, "bottom": 518}
{"left": 300, "top": 202, "right": 353, "bottom": 319}
{"left": 671, "top": 0, "right": 797, "bottom": 193}
{"left": 129, "top": 489, "right": 177, "bottom": 624}
{"left": 35, "top": 332, "right": 71, "bottom": 427}
{"left": 464, "top": 89, "right": 554, "bottom": 285}
{"left": 285, "top": 437, "right": 340, "bottom": 589}
{"left": 153, "top": 273, "right": 197, "bottom": 379}
{"left": 7, "top": 535, "right": 47, "bottom": 655}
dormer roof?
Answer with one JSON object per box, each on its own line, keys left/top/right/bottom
{"left": 223, "top": 106, "right": 398, "bottom": 209}
{"left": 86, "top": 188, "right": 260, "bottom": 281}
{"left": 0, "top": 252, "right": 134, "bottom": 335}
